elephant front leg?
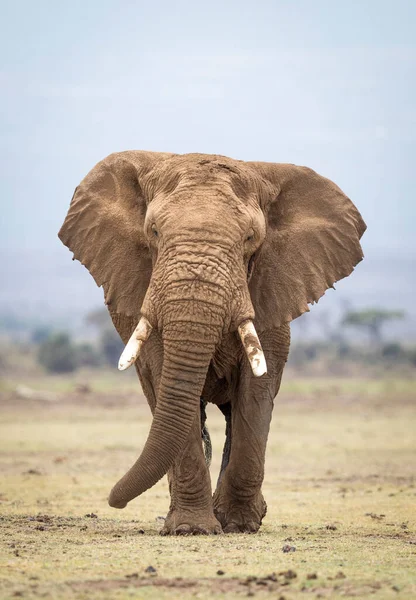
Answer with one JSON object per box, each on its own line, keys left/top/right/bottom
{"left": 213, "top": 328, "right": 289, "bottom": 533}
{"left": 161, "top": 406, "right": 222, "bottom": 536}
{"left": 212, "top": 386, "right": 270, "bottom": 533}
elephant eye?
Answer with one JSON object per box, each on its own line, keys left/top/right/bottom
{"left": 246, "top": 229, "right": 255, "bottom": 242}
{"left": 151, "top": 224, "right": 158, "bottom": 237}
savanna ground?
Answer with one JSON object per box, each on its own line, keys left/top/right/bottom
{"left": 0, "top": 362, "right": 415, "bottom": 599}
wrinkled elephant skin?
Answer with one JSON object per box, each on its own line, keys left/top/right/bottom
{"left": 59, "top": 151, "right": 366, "bottom": 534}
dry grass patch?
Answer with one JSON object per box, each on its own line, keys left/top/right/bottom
{"left": 0, "top": 375, "right": 415, "bottom": 599}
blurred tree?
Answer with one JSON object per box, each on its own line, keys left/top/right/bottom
{"left": 407, "top": 347, "right": 416, "bottom": 367}
{"left": 100, "top": 328, "right": 124, "bottom": 366}
{"left": 342, "top": 309, "right": 405, "bottom": 345}
{"left": 304, "top": 345, "right": 318, "bottom": 360}
{"left": 74, "top": 343, "right": 102, "bottom": 368}
{"left": 38, "top": 332, "right": 77, "bottom": 373}
{"left": 0, "top": 349, "right": 6, "bottom": 373}
{"left": 85, "top": 308, "right": 123, "bottom": 366}
{"left": 381, "top": 342, "right": 404, "bottom": 360}
{"left": 337, "top": 342, "right": 350, "bottom": 358}
{"left": 31, "top": 326, "right": 52, "bottom": 345}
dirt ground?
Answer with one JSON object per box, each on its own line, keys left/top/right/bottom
{"left": 0, "top": 371, "right": 415, "bottom": 599}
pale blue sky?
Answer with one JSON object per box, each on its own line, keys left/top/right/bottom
{"left": 1, "top": 0, "right": 415, "bottom": 260}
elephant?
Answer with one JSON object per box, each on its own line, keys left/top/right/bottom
{"left": 59, "top": 151, "right": 365, "bottom": 535}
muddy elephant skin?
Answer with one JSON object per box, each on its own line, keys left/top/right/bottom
{"left": 59, "top": 151, "right": 366, "bottom": 534}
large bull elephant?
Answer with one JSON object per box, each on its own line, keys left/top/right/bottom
{"left": 59, "top": 151, "right": 365, "bottom": 534}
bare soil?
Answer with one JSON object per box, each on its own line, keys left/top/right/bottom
{"left": 0, "top": 372, "right": 415, "bottom": 599}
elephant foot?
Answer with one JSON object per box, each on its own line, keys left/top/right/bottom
{"left": 160, "top": 508, "right": 223, "bottom": 536}
{"left": 213, "top": 490, "right": 267, "bottom": 534}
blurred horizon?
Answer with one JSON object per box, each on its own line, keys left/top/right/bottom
{"left": 1, "top": 0, "right": 415, "bottom": 341}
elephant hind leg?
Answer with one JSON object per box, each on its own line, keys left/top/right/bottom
{"left": 200, "top": 398, "right": 212, "bottom": 467}
{"left": 216, "top": 402, "right": 232, "bottom": 488}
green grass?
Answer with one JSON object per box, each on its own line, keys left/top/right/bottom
{"left": 0, "top": 375, "right": 415, "bottom": 599}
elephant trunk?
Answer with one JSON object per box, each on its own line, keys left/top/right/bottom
{"left": 108, "top": 297, "right": 223, "bottom": 508}
{"left": 108, "top": 240, "right": 261, "bottom": 509}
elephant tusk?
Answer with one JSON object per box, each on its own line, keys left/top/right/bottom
{"left": 238, "top": 320, "right": 267, "bottom": 377}
{"left": 118, "top": 317, "right": 153, "bottom": 371}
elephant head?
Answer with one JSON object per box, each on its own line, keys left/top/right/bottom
{"left": 59, "top": 151, "right": 365, "bottom": 508}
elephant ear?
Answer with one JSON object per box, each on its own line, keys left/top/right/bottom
{"left": 58, "top": 151, "right": 175, "bottom": 319}
{"left": 248, "top": 162, "right": 366, "bottom": 331}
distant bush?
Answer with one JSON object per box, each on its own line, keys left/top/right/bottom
{"left": 0, "top": 349, "right": 6, "bottom": 373}
{"left": 288, "top": 340, "right": 416, "bottom": 373}
{"left": 31, "top": 326, "right": 53, "bottom": 345}
{"left": 406, "top": 347, "right": 416, "bottom": 367}
{"left": 38, "top": 333, "right": 78, "bottom": 373}
{"left": 337, "top": 342, "right": 351, "bottom": 358}
{"left": 288, "top": 343, "right": 322, "bottom": 366}
{"left": 74, "top": 343, "right": 102, "bottom": 368}
{"left": 100, "top": 329, "right": 124, "bottom": 366}
{"left": 381, "top": 342, "right": 404, "bottom": 360}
